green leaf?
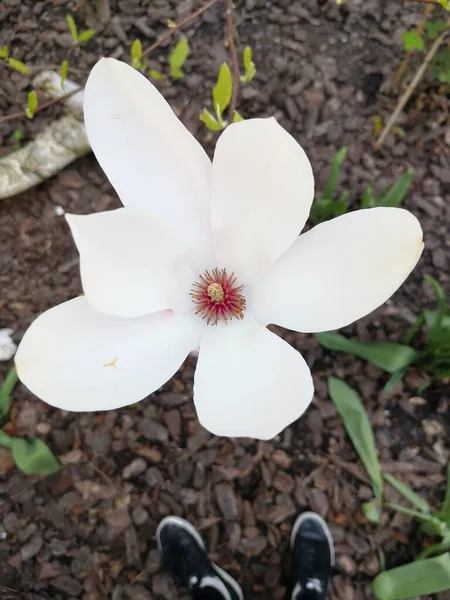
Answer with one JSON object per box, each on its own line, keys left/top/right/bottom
{"left": 213, "top": 62, "right": 232, "bottom": 119}
{"left": 131, "top": 39, "right": 144, "bottom": 69}
{"left": 360, "top": 183, "right": 376, "bottom": 209}
{"left": 383, "top": 370, "right": 405, "bottom": 393}
{"left": 169, "top": 37, "right": 189, "bottom": 79}
{"left": 60, "top": 59, "right": 69, "bottom": 90}
{"left": 66, "top": 14, "right": 78, "bottom": 42}
{"left": 437, "top": 0, "right": 450, "bottom": 8}
{"left": 233, "top": 110, "right": 244, "bottom": 123}
{"left": 10, "top": 437, "right": 60, "bottom": 476}
{"left": 362, "top": 501, "right": 381, "bottom": 524}
{"left": 78, "top": 29, "right": 95, "bottom": 43}
{"left": 149, "top": 69, "right": 166, "bottom": 80}
{"left": 316, "top": 332, "right": 417, "bottom": 374}
{"left": 241, "top": 46, "right": 256, "bottom": 83}
{"left": 424, "top": 274, "right": 448, "bottom": 342}
{"left": 12, "top": 127, "right": 24, "bottom": 149}
{"left": 372, "top": 553, "right": 450, "bottom": 600}
{"left": 328, "top": 377, "right": 383, "bottom": 501}
{"left": 321, "top": 147, "right": 347, "bottom": 201}
{"left": 378, "top": 168, "right": 414, "bottom": 208}
{"left": 424, "top": 20, "right": 447, "bottom": 40}
{"left": 7, "top": 57, "right": 29, "bottom": 74}
{"left": 438, "top": 463, "right": 450, "bottom": 519}
{"left": 423, "top": 310, "right": 450, "bottom": 330}
{"left": 0, "top": 45, "right": 9, "bottom": 59}
{"left": 383, "top": 472, "right": 430, "bottom": 512}
{"left": 199, "top": 108, "right": 223, "bottom": 131}
{"left": 402, "top": 30, "right": 425, "bottom": 52}
{"left": 0, "top": 368, "right": 18, "bottom": 420}
{"left": 25, "top": 90, "right": 38, "bottom": 120}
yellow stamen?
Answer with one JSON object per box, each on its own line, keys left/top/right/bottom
{"left": 207, "top": 282, "right": 224, "bottom": 302}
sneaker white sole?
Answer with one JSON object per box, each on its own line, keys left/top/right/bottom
{"left": 156, "top": 516, "right": 206, "bottom": 552}
{"left": 156, "top": 516, "right": 243, "bottom": 600}
{"left": 290, "top": 511, "right": 335, "bottom": 566}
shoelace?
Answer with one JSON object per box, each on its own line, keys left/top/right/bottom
{"left": 305, "top": 578, "right": 322, "bottom": 593}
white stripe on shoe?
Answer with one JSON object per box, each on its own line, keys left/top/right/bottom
{"left": 212, "top": 564, "right": 244, "bottom": 600}
{"left": 156, "top": 516, "right": 206, "bottom": 551}
{"left": 199, "top": 576, "right": 233, "bottom": 600}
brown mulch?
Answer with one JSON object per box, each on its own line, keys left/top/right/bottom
{"left": 1, "top": 0, "right": 449, "bottom": 599}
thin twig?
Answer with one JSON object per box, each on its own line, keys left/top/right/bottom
{"left": 0, "top": 0, "right": 221, "bottom": 125}
{"left": 0, "top": 87, "right": 82, "bottom": 124}
{"left": 226, "top": 0, "right": 239, "bottom": 121}
{"left": 375, "top": 20, "right": 450, "bottom": 150}
{"left": 400, "top": 0, "right": 445, "bottom": 5}
{"left": 394, "top": 3, "right": 433, "bottom": 93}
{"left": 141, "top": 0, "right": 221, "bottom": 58}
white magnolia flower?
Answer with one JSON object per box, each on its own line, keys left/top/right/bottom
{"left": 15, "top": 59, "right": 423, "bottom": 440}
{"left": 0, "top": 329, "right": 17, "bottom": 361}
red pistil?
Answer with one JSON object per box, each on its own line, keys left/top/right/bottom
{"left": 191, "top": 268, "right": 246, "bottom": 325}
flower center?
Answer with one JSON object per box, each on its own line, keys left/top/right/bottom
{"left": 191, "top": 268, "right": 246, "bottom": 325}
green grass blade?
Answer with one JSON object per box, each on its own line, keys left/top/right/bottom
{"left": 372, "top": 553, "right": 450, "bottom": 600}
{"left": 378, "top": 168, "right": 414, "bottom": 208}
{"left": 316, "top": 332, "right": 417, "bottom": 374}
{"left": 328, "top": 377, "right": 382, "bottom": 502}
{"left": 321, "top": 147, "right": 347, "bottom": 200}
{"left": 383, "top": 473, "right": 430, "bottom": 512}
{"left": 0, "top": 367, "right": 18, "bottom": 420}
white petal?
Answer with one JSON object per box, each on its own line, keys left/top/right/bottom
{"left": 194, "top": 316, "right": 313, "bottom": 440}
{"left": 15, "top": 297, "right": 204, "bottom": 412}
{"left": 84, "top": 58, "right": 213, "bottom": 268}
{"left": 211, "top": 118, "right": 314, "bottom": 284}
{"left": 246, "top": 207, "right": 424, "bottom": 333}
{"left": 66, "top": 209, "right": 195, "bottom": 318}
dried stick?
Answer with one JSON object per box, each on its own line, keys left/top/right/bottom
{"left": 0, "top": 0, "right": 222, "bottom": 125}
{"left": 375, "top": 21, "right": 450, "bottom": 150}
{"left": 394, "top": 3, "right": 433, "bottom": 93}
{"left": 141, "top": 0, "right": 221, "bottom": 58}
{"left": 226, "top": 0, "right": 239, "bottom": 121}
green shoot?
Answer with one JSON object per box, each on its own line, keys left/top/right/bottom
{"left": 328, "top": 377, "right": 383, "bottom": 506}
{"left": 200, "top": 63, "right": 234, "bottom": 131}
{"left": 0, "top": 367, "right": 18, "bottom": 420}
{"left": 66, "top": 14, "right": 78, "bottom": 42}
{"left": 60, "top": 60, "right": 69, "bottom": 90}
{"left": 0, "top": 46, "right": 29, "bottom": 74}
{"left": 66, "top": 14, "right": 95, "bottom": 45}
{"left": 25, "top": 90, "right": 38, "bottom": 119}
{"left": 169, "top": 38, "right": 189, "bottom": 79}
{"left": 241, "top": 46, "right": 256, "bottom": 83}
{"left": 149, "top": 69, "right": 166, "bottom": 80}
{"left": 12, "top": 127, "right": 24, "bottom": 150}
{"left": 309, "top": 147, "right": 349, "bottom": 225}
{"left": 7, "top": 57, "right": 29, "bottom": 74}
{"left": 131, "top": 39, "right": 143, "bottom": 70}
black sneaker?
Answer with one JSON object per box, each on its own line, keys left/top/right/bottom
{"left": 290, "top": 512, "right": 334, "bottom": 600}
{"left": 156, "top": 516, "right": 243, "bottom": 600}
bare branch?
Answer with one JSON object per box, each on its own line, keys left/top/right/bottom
{"left": 141, "top": 0, "right": 221, "bottom": 58}
{"left": 375, "top": 20, "right": 450, "bottom": 150}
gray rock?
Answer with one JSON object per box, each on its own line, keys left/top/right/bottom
{"left": 21, "top": 535, "right": 43, "bottom": 561}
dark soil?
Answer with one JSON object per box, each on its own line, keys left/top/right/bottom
{"left": 1, "top": 0, "right": 449, "bottom": 599}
